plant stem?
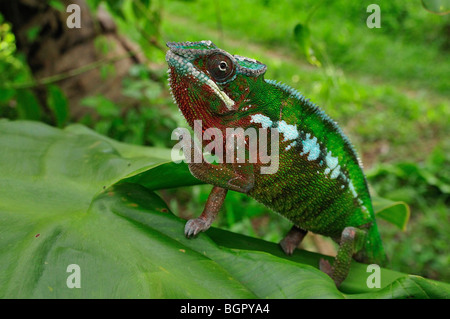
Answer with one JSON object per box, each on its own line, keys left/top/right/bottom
{"left": 1, "top": 52, "right": 135, "bottom": 90}
{"left": 305, "top": 0, "right": 327, "bottom": 25}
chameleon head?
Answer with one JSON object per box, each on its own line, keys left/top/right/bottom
{"left": 166, "top": 40, "right": 267, "bottom": 126}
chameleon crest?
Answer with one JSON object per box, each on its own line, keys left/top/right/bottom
{"left": 166, "top": 41, "right": 387, "bottom": 287}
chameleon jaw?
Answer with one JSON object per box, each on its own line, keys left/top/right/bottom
{"left": 165, "top": 49, "right": 235, "bottom": 110}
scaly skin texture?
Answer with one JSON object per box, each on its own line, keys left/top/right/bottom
{"left": 166, "top": 41, "right": 387, "bottom": 286}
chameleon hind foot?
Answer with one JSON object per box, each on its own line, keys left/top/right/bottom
{"left": 319, "top": 258, "right": 333, "bottom": 276}
{"left": 319, "top": 226, "right": 366, "bottom": 287}
{"left": 279, "top": 226, "right": 308, "bottom": 255}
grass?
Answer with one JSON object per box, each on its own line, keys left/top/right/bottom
{"left": 160, "top": 0, "right": 449, "bottom": 93}
{"left": 159, "top": 9, "right": 449, "bottom": 165}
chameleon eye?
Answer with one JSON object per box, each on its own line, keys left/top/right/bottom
{"left": 207, "top": 53, "right": 234, "bottom": 82}
{"left": 219, "top": 61, "right": 227, "bottom": 71}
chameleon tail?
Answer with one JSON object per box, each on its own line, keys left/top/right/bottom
{"left": 355, "top": 222, "right": 388, "bottom": 267}
{"left": 320, "top": 224, "right": 388, "bottom": 286}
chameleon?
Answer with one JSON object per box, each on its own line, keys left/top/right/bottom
{"left": 165, "top": 40, "right": 387, "bottom": 287}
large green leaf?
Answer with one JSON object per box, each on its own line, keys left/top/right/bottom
{"left": 421, "top": 0, "right": 450, "bottom": 15}
{"left": 0, "top": 120, "right": 449, "bottom": 298}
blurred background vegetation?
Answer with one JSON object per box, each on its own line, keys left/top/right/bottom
{"left": 0, "top": 0, "right": 448, "bottom": 282}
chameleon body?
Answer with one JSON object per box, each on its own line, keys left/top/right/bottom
{"left": 166, "top": 41, "right": 387, "bottom": 286}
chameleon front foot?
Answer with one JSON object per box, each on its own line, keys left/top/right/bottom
{"left": 184, "top": 186, "right": 228, "bottom": 238}
{"left": 185, "top": 218, "right": 211, "bottom": 238}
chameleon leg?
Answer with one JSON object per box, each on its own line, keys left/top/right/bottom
{"left": 279, "top": 226, "right": 308, "bottom": 255}
{"left": 176, "top": 132, "right": 254, "bottom": 193}
{"left": 189, "top": 162, "right": 254, "bottom": 193}
{"left": 185, "top": 186, "right": 228, "bottom": 238}
{"left": 319, "top": 226, "right": 366, "bottom": 287}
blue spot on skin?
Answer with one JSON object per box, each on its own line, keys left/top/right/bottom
{"left": 250, "top": 114, "right": 273, "bottom": 129}
{"left": 349, "top": 180, "right": 358, "bottom": 198}
{"left": 330, "top": 165, "right": 340, "bottom": 179}
{"left": 285, "top": 141, "right": 297, "bottom": 151}
{"left": 278, "top": 120, "right": 299, "bottom": 141}
{"left": 326, "top": 151, "right": 339, "bottom": 170}
{"left": 307, "top": 144, "right": 320, "bottom": 161}
{"left": 301, "top": 133, "right": 320, "bottom": 161}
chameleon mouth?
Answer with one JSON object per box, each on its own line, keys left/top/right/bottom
{"left": 165, "top": 48, "right": 235, "bottom": 110}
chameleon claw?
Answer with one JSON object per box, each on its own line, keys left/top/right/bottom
{"left": 279, "top": 237, "right": 296, "bottom": 255}
{"left": 279, "top": 226, "right": 307, "bottom": 255}
{"left": 184, "top": 218, "right": 210, "bottom": 238}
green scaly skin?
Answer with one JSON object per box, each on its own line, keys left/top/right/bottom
{"left": 166, "top": 41, "right": 387, "bottom": 287}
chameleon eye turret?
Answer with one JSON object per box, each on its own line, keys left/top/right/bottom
{"left": 207, "top": 53, "right": 235, "bottom": 82}
{"left": 166, "top": 41, "right": 387, "bottom": 287}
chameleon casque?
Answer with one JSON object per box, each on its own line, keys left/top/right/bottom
{"left": 166, "top": 40, "right": 387, "bottom": 286}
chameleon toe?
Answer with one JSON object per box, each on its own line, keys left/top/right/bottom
{"left": 184, "top": 218, "right": 208, "bottom": 238}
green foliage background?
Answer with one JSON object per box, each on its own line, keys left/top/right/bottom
{"left": 0, "top": 0, "right": 449, "bottom": 297}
